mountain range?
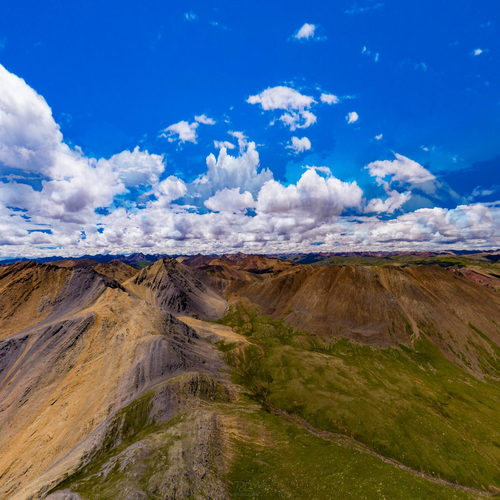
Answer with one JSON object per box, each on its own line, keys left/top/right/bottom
{"left": 0, "top": 252, "right": 498, "bottom": 499}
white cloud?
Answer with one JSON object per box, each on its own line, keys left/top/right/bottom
{"left": 247, "top": 86, "right": 315, "bottom": 111}
{"left": 191, "top": 142, "right": 273, "bottom": 202}
{"left": 365, "top": 189, "right": 411, "bottom": 214}
{"left": 367, "top": 204, "right": 498, "bottom": 246}
{"left": 98, "top": 147, "right": 165, "bottom": 188}
{"left": 0, "top": 64, "right": 66, "bottom": 175}
{"left": 294, "top": 23, "right": 316, "bottom": 40}
{"left": 0, "top": 64, "right": 125, "bottom": 224}
{"left": 228, "top": 131, "right": 248, "bottom": 150}
{"left": 161, "top": 114, "right": 215, "bottom": 144}
{"left": 153, "top": 176, "right": 187, "bottom": 206}
{"left": 365, "top": 153, "right": 435, "bottom": 186}
{"left": 279, "top": 109, "right": 317, "bottom": 130}
{"left": 473, "top": 48, "right": 483, "bottom": 56}
{"left": 346, "top": 111, "right": 359, "bottom": 124}
{"left": 287, "top": 136, "right": 312, "bottom": 153}
{"left": 256, "top": 168, "right": 363, "bottom": 220}
{"left": 204, "top": 188, "right": 255, "bottom": 212}
{"left": 194, "top": 114, "right": 216, "bottom": 125}
{"left": 1, "top": 64, "right": 498, "bottom": 258}
{"left": 320, "top": 93, "right": 340, "bottom": 104}
{"left": 247, "top": 86, "right": 318, "bottom": 131}
{"left": 374, "top": 133, "right": 383, "bottom": 140}
{"left": 161, "top": 120, "right": 199, "bottom": 144}
{"left": 214, "top": 140, "right": 235, "bottom": 150}
{"left": 184, "top": 11, "right": 197, "bottom": 21}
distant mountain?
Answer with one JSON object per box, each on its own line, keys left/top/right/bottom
{"left": 124, "top": 258, "right": 226, "bottom": 320}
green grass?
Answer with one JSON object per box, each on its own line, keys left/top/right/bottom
{"left": 226, "top": 403, "right": 475, "bottom": 500}
{"left": 219, "top": 303, "right": 500, "bottom": 492}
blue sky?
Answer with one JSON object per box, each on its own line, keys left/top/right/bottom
{"left": 0, "top": 0, "right": 498, "bottom": 256}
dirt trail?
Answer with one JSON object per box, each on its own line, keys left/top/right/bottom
{"left": 177, "top": 316, "right": 250, "bottom": 346}
{"left": 267, "top": 404, "right": 498, "bottom": 498}
{"left": 179, "top": 317, "right": 498, "bottom": 497}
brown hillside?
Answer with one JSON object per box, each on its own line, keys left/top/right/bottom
{"left": 0, "top": 275, "right": 230, "bottom": 498}
{"left": 0, "top": 261, "right": 121, "bottom": 339}
{"left": 234, "top": 264, "right": 500, "bottom": 374}
{"left": 93, "top": 260, "right": 138, "bottom": 283}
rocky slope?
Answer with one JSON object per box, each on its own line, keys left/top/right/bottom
{"left": 0, "top": 261, "right": 122, "bottom": 339}
{"left": 48, "top": 258, "right": 139, "bottom": 284}
{"left": 0, "top": 260, "right": 231, "bottom": 499}
{"left": 124, "top": 258, "right": 226, "bottom": 320}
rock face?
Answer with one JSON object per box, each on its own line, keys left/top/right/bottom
{"left": 124, "top": 258, "right": 227, "bottom": 320}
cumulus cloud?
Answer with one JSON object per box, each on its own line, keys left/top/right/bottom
{"left": 374, "top": 133, "right": 383, "bottom": 140}
{"left": 278, "top": 109, "right": 317, "bottom": 130}
{"left": 367, "top": 204, "right": 498, "bottom": 246}
{"left": 256, "top": 168, "right": 363, "bottom": 220}
{"left": 1, "top": 64, "right": 497, "bottom": 258}
{"left": 160, "top": 120, "right": 199, "bottom": 144}
{"left": 214, "top": 140, "right": 235, "bottom": 150}
{"left": 191, "top": 142, "right": 273, "bottom": 202}
{"left": 364, "top": 153, "right": 440, "bottom": 214}
{"left": 97, "top": 147, "right": 165, "bottom": 188}
{"left": 160, "top": 113, "right": 215, "bottom": 144}
{"left": 247, "top": 86, "right": 315, "bottom": 110}
{"left": 153, "top": 176, "right": 187, "bottom": 207}
{"left": 0, "top": 64, "right": 125, "bottom": 224}
{"left": 473, "top": 48, "right": 483, "bottom": 56}
{"left": 287, "top": 136, "right": 312, "bottom": 153}
{"left": 320, "top": 93, "right": 340, "bottom": 104}
{"left": 365, "top": 153, "right": 435, "bottom": 186}
{"left": 294, "top": 23, "right": 316, "bottom": 40}
{"left": 204, "top": 188, "right": 255, "bottom": 212}
{"left": 365, "top": 189, "right": 411, "bottom": 214}
{"left": 228, "top": 131, "right": 248, "bottom": 150}
{"left": 194, "top": 114, "right": 216, "bottom": 125}
{"left": 247, "top": 86, "right": 317, "bottom": 131}
{"left": 346, "top": 111, "right": 359, "bottom": 124}
{"left": 0, "top": 64, "right": 63, "bottom": 174}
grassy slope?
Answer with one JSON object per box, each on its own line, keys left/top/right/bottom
{"left": 218, "top": 304, "right": 500, "bottom": 493}
{"left": 225, "top": 401, "right": 474, "bottom": 500}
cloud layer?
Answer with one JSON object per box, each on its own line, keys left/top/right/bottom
{"left": 0, "top": 64, "right": 498, "bottom": 258}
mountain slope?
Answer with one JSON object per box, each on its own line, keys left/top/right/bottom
{"left": 232, "top": 264, "right": 500, "bottom": 375}
{"left": 124, "top": 258, "right": 226, "bottom": 319}
{"left": 0, "top": 255, "right": 498, "bottom": 498}
{"left": 0, "top": 262, "right": 230, "bottom": 499}
{"left": 0, "top": 261, "right": 122, "bottom": 339}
